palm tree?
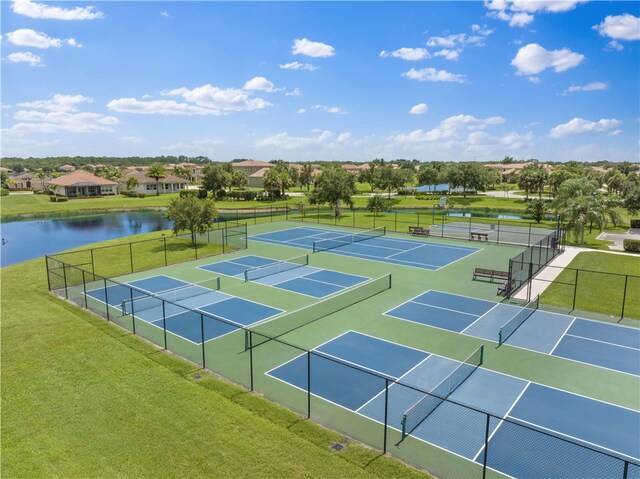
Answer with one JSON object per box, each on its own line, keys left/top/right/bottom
{"left": 146, "top": 163, "right": 167, "bottom": 195}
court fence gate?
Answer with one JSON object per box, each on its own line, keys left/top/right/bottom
{"left": 45, "top": 255, "right": 639, "bottom": 479}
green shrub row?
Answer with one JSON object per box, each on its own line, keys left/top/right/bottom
{"left": 49, "top": 196, "right": 69, "bottom": 202}
{"left": 623, "top": 239, "right": 640, "bottom": 253}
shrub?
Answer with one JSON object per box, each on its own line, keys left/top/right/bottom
{"left": 630, "top": 219, "right": 640, "bottom": 229}
{"left": 396, "top": 188, "right": 414, "bottom": 196}
{"left": 198, "top": 188, "right": 208, "bottom": 199}
{"left": 49, "top": 196, "right": 69, "bottom": 202}
{"left": 215, "top": 190, "right": 227, "bottom": 200}
{"left": 0, "top": 188, "right": 9, "bottom": 196}
{"left": 137, "top": 193, "right": 146, "bottom": 198}
{"left": 179, "top": 189, "right": 199, "bottom": 198}
{"left": 227, "top": 189, "right": 257, "bottom": 201}
{"left": 623, "top": 239, "right": 640, "bottom": 253}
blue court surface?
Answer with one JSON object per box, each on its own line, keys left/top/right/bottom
{"left": 85, "top": 274, "right": 283, "bottom": 344}
{"left": 199, "top": 255, "right": 368, "bottom": 298}
{"left": 267, "top": 331, "right": 640, "bottom": 478}
{"left": 385, "top": 290, "right": 640, "bottom": 376}
{"left": 249, "top": 227, "right": 479, "bottom": 270}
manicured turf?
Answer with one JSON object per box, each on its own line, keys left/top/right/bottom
{"left": 1, "top": 256, "right": 426, "bottom": 478}
{"left": 541, "top": 251, "right": 640, "bottom": 320}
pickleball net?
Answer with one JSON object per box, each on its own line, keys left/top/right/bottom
{"left": 244, "top": 255, "right": 309, "bottom": 282}
{"left": 121, "top": 277, "right": 221, "bottom": 315}
{"left": 312, "top": 226, "right": 386, "bottom": 253}
{"left": 401, "top": 345, "right": 484, "bottom": 439}
{"left": 498, "top": 295, "right": 539, "bottom": 346}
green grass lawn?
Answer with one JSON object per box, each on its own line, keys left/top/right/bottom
{"left": 540, "top": 252, "right": 640, "bottom": 320}
{"left": 1, "top": 255, "right": 426, "bottom": 478}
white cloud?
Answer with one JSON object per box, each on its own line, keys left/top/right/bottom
{"left": 380, "top": 47, "right": 430, "bottom": 61}
{"left": 434, "top": 49, "right": 460, "bottom": 60}
{"left": 286, "top": 88, "right": 302, "bottom": 97}
{"left": 279, "top": 61, "right": 318, "bottom": 71}
{"left": 392, "top": 114, "right": 505, "bottom": 143}
{"left": 107, "top": 98, "right": 220, "bottom": 116}
{"left": 7, "top": 51, "right": 42, "bottom": 66}
{"left": 562, "top": 82, "right": 608, "bottom": 95}
{"left": 485, "top": 0, "right": 586, "bottom": 27}
{"left": 12, "top": 0, "right": 103, "bottom": 20}
{"left": 292, "top": 38, "right": 335, "bottom": 58}
{"left": 243, "top": 76, "right": 278, "bottom": 92}
{"left": 605, "top": 40, "right": 624, "bottom": 52}
{"left": 409, "top": 103, "right": 429, "bottom": 115}
{"left": 549, "top": 117, "right": 622, "bottom": 138}
{"left": 311, "top": 104, "right": 348, "bottom": 115}
{"left": 6, "top": 29, "right": 80, "bottom": 48}
{"left": 18, "top": 94, "right": 92, "bottom": 112}
{"left": 4, "top": 94, "right": 118, "bottom": 135}
{"left": 256, "top": 130, "right": 333, "bottom": 150}
{"left": 511, "top": 43, "right": 584, "bottom": 76}
{"left": 160, "top": 11, "right": 169, "bottom": 17}
{"left": 426, "top": 33, "right": 467, "bottom": 48}
{"left": 608, "top": 129, "right": 622, "bottom": 137}
{"left": 593, "top": 14, "right": 640, "bottom": 41}
{"left": 119, "top": 136, "right": 142, "bottom": 143}
{"left": 402, "top": 67, "right": 468, "bottom": 83}
{"left": 337, "top": 132, "right": 352, "bottom": 143}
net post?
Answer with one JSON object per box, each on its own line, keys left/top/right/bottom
{"left": 82, "top": 270, "right": 88, "bottom": 308}
{"left": 45, "top": 256, "right": 52, "bottom": 291}
{"left": 623, "top": 461, "right": 629, "bottom": 479}
{"left": 200, "top": 313, "right": 206, "bottom": 368}
{"left": 482, "top": 413, "right": 491, "bottom": 479}
{"left": 62, "top": 263, "right": 68, "bottom": 299}
{"left": 162, "top": 300, "right": 168, "bottom": 350}
{"left": 103, "top": 279, "right": 110, "bottom": 321}
{"left": 401, "top": 416, "right": 407, "bottom": 439}
{"left": 479, "top": 344, "right": 484, "bottom": 364}
{"left": 129, "top": 288, "right": 137, "bottom": 334}
{"left": 498, "top": 330, "right": 503, "bottom": 347}
{"left": 307, "top": 351, "right": 311, "bottom": 419}
{"left": 383, "top": 378, "right": 389, "bottom": 454}
{"left": 129, "top": 243, "right": 134, "bottom": 273}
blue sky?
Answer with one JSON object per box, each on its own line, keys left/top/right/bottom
{"left": 1, "top": 0, "right": 639, "bottom": 163}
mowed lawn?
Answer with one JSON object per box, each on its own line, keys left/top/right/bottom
{"left": 541, "top": 251, "right": 640, "bottom": 320}
{"left": 1, "top": 257, "right": 424, "bottom": 478}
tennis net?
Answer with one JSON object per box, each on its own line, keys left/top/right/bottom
{"left": 122, "top": 277, "right": 221, "bottom": 315}
{"left": 498, "top": 295, "right": 539, "bottom": 346}
{"left": 244, "top": 255, "right": 309, "bottom": 282}
{"left": 401, "top": 345, "right": 484, "bottom": 438}
{"left": 312, "top": 226, "right": 386, "bottom": 253}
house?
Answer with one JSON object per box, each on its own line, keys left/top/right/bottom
{"left": 174, "top": 162, "right": 204, "bottom": 182}
{"left": 120, "top": 171, "right": 188, "bottom": 195}
{"left": 48, "top": 170, "right": 117, "bottom": 197}
{"left": 7, "top": 173, "right": 34, "bottom": 190}
{"left": 58, "top": 164, "right": 76, "bottom": 172}
{"left": 342, "top": 163, "right": 369, "bottom": 174}
{"left": 231, "top": 160, "right": 272, "bottom": 188}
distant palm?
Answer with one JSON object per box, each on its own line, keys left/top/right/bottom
{"left": 147, "top": 163, "right": 167, "bottom": 195}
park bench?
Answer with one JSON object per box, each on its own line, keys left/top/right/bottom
{"left": 473, "top": 268, "right": 509, "bottom": 282}
{"left": 470, "top": 231, "right": 489, "bottom": 241}
{"left": 409, "top": 226, "right": 430, "bottom": 237}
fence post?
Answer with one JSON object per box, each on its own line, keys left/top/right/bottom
{"left": 394, "top": 212, "right": 397, "bottom": 233}
{"left": 417, "top": 213, "right": 420, "bottom": 228}
{"left": 163, "top": 237, "right": 168, "bottom": 266}
{"left": 352, "top": 209, "right": 355, "bottom": 228}
{"left": 249, "top": 332, "right": 254, "bottom": 391}
{"left": 572, "top": 269, "right": 579, "bottom": 311}
{"left": 482, "top": 413, "right": 491, "bottom": 479}
{"left": 432, "top": 205, "right": 435, "bottom": 225}
{"left": 373, "top": 210, "right": 377, "bottom": 229}
{"left": 45, "top": 256, "right": 52, "bottom": 291}
{"left": 506, "top": 259, "right": 513, "bottom": 298}
{"left": 270, "top": 206, "right": 273, "bottom": 222}
{"left": 129, "top": 243, "right": 134, "bottom": 273}
{"left": 383, "top": 379, "right": 389, "bottom": 454}
{"left": 621, "top": 276, "right": 629, "bottom": 320}
{"left": 497, "top": 220, "right": 501, "bottom": 244}
{"left": 194, "top": 240, "right": 198, "bottom": 260}
{"left": 129, "top": 289, "right": 137, "bottom": 334}
{"left": 527, "top": 262, "right": 534, "bottom": 302}
{"left": 62, "top": 263, "right": 68, "bottom": 299}
{"left": 307, "top": 351, "right": 311, "bottom": 419}
{"left": 200, "top": 313, "right": 206, "bottom": 368}
{"left": 90, "top": 248, "right": 95, "bottom": 277}
{"left": 468, "top": 216, "right": 472, "bottom": 239}
{"left": 82, "top": 270, "right": 88, "bottom": 308}
{"left": 528, "top": 223, "right": 532, "bottom": 246}
{"left": 285, "top": 204, "right": 289, "bottom": 221}
{"left": 317, "top": 206, "right": 320, "bottom": 224}
{"left": 254, "top": 207, "right": 257, "bottom": 225}
{"left": 162, "top": 301, "right": 168, "bottom": 350}
{"left": 103, "top": 279, "right": 110, "bottom": 321}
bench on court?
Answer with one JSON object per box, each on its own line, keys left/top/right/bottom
{"left": 409, "top": 226, "right": 430, "bottom": 237}
{"left": 470, "top": 231, "right": 489, "bottom": 241}
{"left": 473, "top": 267, "right": 509, "bottom": 282}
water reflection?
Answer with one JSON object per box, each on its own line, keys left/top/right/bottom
{"left": 1, "top": 211, "right": 172, "bottom": 267}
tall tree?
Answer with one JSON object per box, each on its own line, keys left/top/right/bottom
{"left": 146, "top": 163, "right": 167, "bottom": 196}
{"left": 518, "top": 164, "right": 548, "bottom": 199}
{"left": 417, "top": 164, "right": 440, "bottom": 193}
{"left": 445, "top": 162, "right": 489, "bottom": 198}
{"left": 173, "top": 165, "right": 192, "bottom": 181}
{"left": 298, "top": 163, "right": 314, "bottom": 191}
{"left": 201, "top": 163, "right": 231, "bottom": 196}
{"left": 263, "top": 163, "right": 293, "bottom": 196}
{"left": 230, "top": 169, "right": 248, "bottom": 189}
{"left": 166, "top": 196, "right": 218, "bottom": 246}
{"left": 372, "top": 164, "right": 413, "bottom": 198}
{"left": 307, "top": 166, "right": 356, "bottom": 217}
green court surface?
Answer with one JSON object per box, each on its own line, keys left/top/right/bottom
{"left": 60, "top": 221, "right": 640, "bottom": 478}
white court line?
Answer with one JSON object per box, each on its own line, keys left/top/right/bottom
{"left": 471, "top": 382, "right": 532, "bottom": 462}
{"left": 409, "top": 299, "right": 482, "bottom": 318}
{"left": 549, "top": 317, "right": 577, "bottom": 355}
{"left": 460, "top": 303, "right": 503, "bottom": 334}
{"left": 386, "top": 243, "right": 426, "bottom": 258}
{"left": 563, "top": 333, "right": 640, "bottom": 352}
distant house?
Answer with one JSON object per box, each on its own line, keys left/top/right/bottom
{"left": 0, "top": 167, "right": 15, "bottom": 175}
{"left": 7, "top": 173, "right": 34, "bottom": 190}
{"left": 175, "top": 162, "right": 204, "bottom": 182}
{"left": 231, "top": 160, "right": 272, "bottom": 188}
{"left": 58, "top": 164, "right": 76, "bottom": 172}
{"left": 120, "top": 171, "right": 188, "bottom": 195}
{"left": 48, "top": 170, "right": 117, "bottom": 197}
{"left": 342, "top": 163, "right": 369, "bottom": 174}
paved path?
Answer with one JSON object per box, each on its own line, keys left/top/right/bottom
{"left": 597, "top": 229, "right": 640, "bottom": 251}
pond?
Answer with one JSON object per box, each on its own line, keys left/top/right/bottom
{"left": 1, "top": 211, "right": 172, "bottom": 267}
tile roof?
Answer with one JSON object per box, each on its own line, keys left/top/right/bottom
{"left": 48, "top": 170, "right": 118, "bottom": 186}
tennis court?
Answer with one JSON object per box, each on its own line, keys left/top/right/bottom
{"left": 249, "top": 226, "right": 479, "bottom": 270}
{"left": 199, "top": 254, "right": 368, "bottom": 298}
{"left": 85, "top": 274, "right": 283, "bottom": 344}
{"left": 267, "top": 331, "right": 639, "bottom": 479}
{"left": 385, "top": 290, "right": 640, "bottom": 376}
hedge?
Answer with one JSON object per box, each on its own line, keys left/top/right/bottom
{"left": 623, "top": 239, "right": 640, "bottom": 253}
{"left": 0, "top": 188, "right": 9, "bottom": 196}
{"left": 630, "top": 219, "right": 640, "bottom": 229}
